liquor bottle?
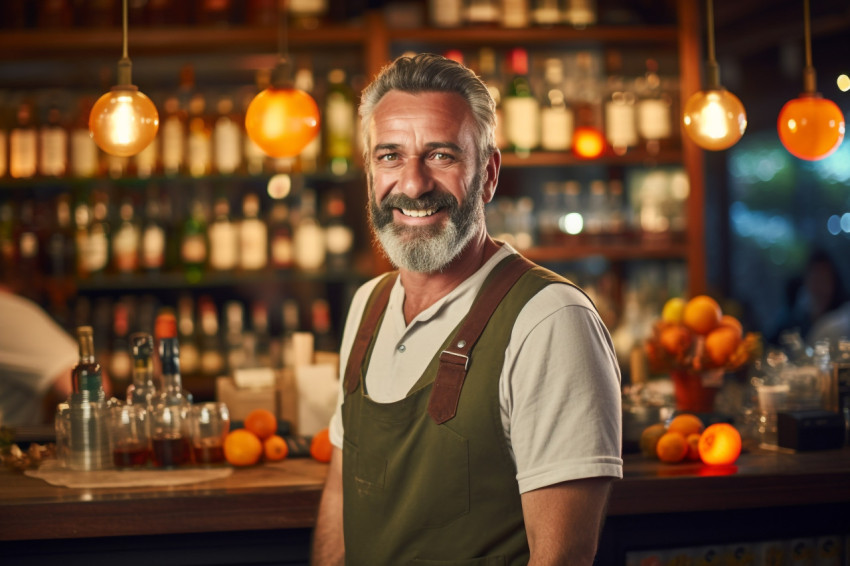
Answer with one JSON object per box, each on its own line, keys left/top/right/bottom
{"left": 429, "top": 0, "right": 462, "bottom": 27}
{"left": 187, "top": 91, "right": 213, "bottom": 178}
{"left": 323, "top": 190, "right": 354, "bottom": 273}
{"left": 251, "top": 300, "right": 273, "bottom": 369}
{"left": 86, "top": 190, "right": 111, "bottom": 277}
{"left": 635, "top": 58, "right": 673, "bottom": 155}
{"left": 112, "top": 197, "right": 140, "bottom": 275}
{"left": 224, "top": 300, "right": 246, "bottom": 373}
{"left": 151, "top": 337, "right": 193, "bottom": 468}
{"left": 198, "top": 296, "right": 225, "bottom": 378}
{"left": 73, "top": 197, "right": 91, "bottom": 279}
{"left": 68, "top": 325, "right": 111, "bottom": 471}
{"left": 126, "top": 332, "right": 158, "bottom": 407}
{"left": 9, "top": 99, "right": 38, "bottom": 179}
{"left": 140, "top": 188, "right": 166, "bottom": 272}
{"left": 293, "top": 189, "right": 325, "bottom": 271}
{"left": 603, "top": 50, "right": 637, "bottom": 156}
{"left": 70, "top": 97, "right": 101, "bottom": 178}
{"left": 571, "top": 50, "right": 605, "bottom": 155}
{"left": 208, "top": 195, "right": 238, "bottom": 272}
{"left": 281, "top": 298, "right": 300, "bottom": 368}
{"left": 239, "top": 192, "right": 268, "bottom": 271}
{"left": 324, "top": 68, "right": 355, "bottom": 176}
{"left": 160, "top": 95, "right": 187, "bottom": 177}
{"left": 46, "top": 193, "right": 76, "bottom": 293}
{"left": 476, "top": 48, "right": 506, "bottom": 150}
{"left": 134, "top": 98, "right": 160, "bottom": 179}
{"left": 502, "top": 47, "right": 540, "bottom": 156}
{"left": 268, "top": 202, "right": 294, "bottom": 270}
{"left": 15, "top": 200, "right": 42, "bottom": 293}
{"left": 501, "top": 0, "right": 530, "bottom": 28}
{"left": 212, "top": 93, "right": 242, "bottom": 175}
{"left": 108, "top": 300, "right": 133, "bottom": 395}
{"left": 177, "top": 295, "right": 201, "bottom": 378}
{"left": 311, "top": 298, "right": 336, "bottom": 352}
{"left": 294, "top": 64, "right": 321, "bottom": 174}
{"left": 39, "top": 101, "right": 68, "bottom": 177}
{"left": 181, "top": 197, "right": 208, "bottom": 282}
{"left": 539, "top": 57, "right": 574, "bottom": 151}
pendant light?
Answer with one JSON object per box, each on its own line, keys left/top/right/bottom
{"left": 682, "top": 0, "right": 747, "bottom": 151}
{"left": 777, "top": 0, "right": 845, "bottom": 161}
{"left": 89, "top": 0, "right": 158, "bottom": 157}
{"left": 245, "top": 0, "right": 320, "bottom": 158}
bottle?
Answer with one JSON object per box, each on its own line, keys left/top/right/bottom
{"left": 564, "top": 0, "right": 596, "bottom": 28}
{"left": 281, "top": 298, "right": 300, "bottom": 368}
{"left": 46, "top": 193, "right": 76, "bottom": 290}
{"left": 531, "top": 0, "right": 562, "bottom": 26}
{"left": 68, "top": 326, "right": 111, "bottom": 471}
{"left": 134, "top": 101, "right": 160, "bottom": 179}
{"left": 181, "top": 197, "right": 208, "bottom": 282}
{"left": 140, "top": 188, "right": 167, "bottom": 272}
{"left": 584, "top": 179, "right": 608, "bottom": 242}
{"left": 73, "top": 197, "right": 91, "bottom": 279}
{"left": 476, "top": 48, "right": 507, "bottom": 150}
{"left": 324, "top": 68, "right": 355, "bottom": 176}
{"left": 198, "top": 296, "right": 225, "bottom": 378}
{"left": 39, "top": 101, "right": 68, "bottom": 177}
{"left": 151, "top": 337, "right": 193, "bottom": 468}
{"left": 108, "top": 300, "right": 133, "bottom": 396}
{"left": 112, "top": 198, "right": 140, "bottom": 275}
{"left": 251, "top": 300, "right": 273, "bottom": 369}
{"left": 15, "top": 200, "right": 42, "bottom": 295}
{"left": 70, "top": 97, "right": 101, "bottom": 178}
{"left": 429, "top": 0, "right": 463, "bottom": 27}
{"left": 86, "top": 190, "right": 111, "bottom": 277}
{"left": 212, "top": 93, "right": 242, "bottom": 175}
{"left": 293, "top": 63, "right": 321, "bottom": 174}
{"left": 10, "top": 99, "right": 38, "bottom": 179}
{"left": 603, "top": 50, "right": 637, "bottom": 156}
{"left": 501, "top": 0, "right": 530, "bottom": 28}
{"left": 288, "top": 0, "right": 328, "bottom": 30}
{"left": 635, "top": 58, "right": 672, "bottom": 155}
{"left": 268, "top": 202, "right": 294, "bottom": 270}
{"left": 293, "top": 189, "right": 325, "bottom": 271}
{"left": 539, "top": 57, "right": 574, "bottom": 151}
{"left": 127, "top": 333, "right": 158, "bottom": 408}
{"left": 208, "top": 195, "right": 238, "bottom": 272}
{"left": 187, "top": 91, "right": 212, "bottom": 178}
{"left": 464, "top": 0, "right": 500, "bottom": 25}
{"left": 224, "top": 300, "right": 246, "bottom": 373}
{"left": 177, "top": 295, "right": 201, "bottom": 378}
{"left": 323, "top": 190, "right": 354, "bottom": 273}
{"left": 311, "top": 298, "right": 336, "bottom": 353}
{"left": 160, "top": 95, "right": 187, "bottom": 177}
{"left": 238, "top": 192, "right": 268, "bottom": 271}
{"left": 502, "top": 48, "right": 540, "bottom": 156}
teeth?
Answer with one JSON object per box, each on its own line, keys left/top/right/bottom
{"left": 400, "top": 207, "right": 438, "bottom": 218}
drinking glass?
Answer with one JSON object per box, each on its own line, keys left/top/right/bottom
{"left": 150, "top": 403, "right": 192, "bottom": 468}
{"left": 190, "top": 402, "right": 230, "bottom": 465}
{"left": 108, "top": 404, "right": 151, "bottom": 469}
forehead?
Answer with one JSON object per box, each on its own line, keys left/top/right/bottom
{"left": 370, "top": 90, "right": 475, "bottom": 146}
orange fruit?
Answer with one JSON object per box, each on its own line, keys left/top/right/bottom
{"left": 698, "top": 423, "right": 742, "bottom": 465}
{"left": 661, "top": 297, "right": 686, "bottom": 323}
{"left": 655, "top": 431, "right": 688, "bottom": 463}
{"left": 310, "top": 428, "right": 333, "bottom": 463}
{"left": 704, "top": 326, "right": 742, "bottom": 366}
{"left": 718, "top": 314, "right": 743, "bottom": 340}
{"left": 639, "top": 423, "right": 667, "bottom": 459}
{"left": 682, "top": 295, "right": 722, "bottom": 335}
{"left": 263, "top": 434, "right": 289, "bottom": 462}
{"left": 658, "top": 324, "right": 692, "bottom": 356}
{"left": 223, "top": 429, "right": 263, "bottom": 467}
{"left": 668, "top": 413, "right": 705, "bottom": 438}
{"left": 686, "top": 433, "right": 701, "bottom": 461}
{"left": 244, "top": 408, "right": 278, "bottom": 440}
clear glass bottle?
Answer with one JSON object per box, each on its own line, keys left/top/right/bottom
{"left": 151, "top": 337, "right": 193, "bottom": 468}
{"left": 539, "top": 56, "right": 574, "bottom": 151}
{"left": 239, "top": 192, "right": 268, "bottom": 271}
{"left": 126, "top": 332, "right": 158, "bottom": 408}
{"left": 502, "top": 47, "right": 540, "bottom": 156}
{"left": 269, "top": 202, "right": 294, "bottom": 270}
{"left": 603, "top": 50, "right": 637, "bottom": 156}
{"left": 69, "top": 325, "right": 111, "bottom": 471}
{"left": 213, "top": 92, "right": 242, "bottom": 176}
{"left": 294, "top": 62, "right": 321, "bottom": 174}
{"left": 10, "top": 99, "right": 38, "bottom": 179}
{"left": 476, "top": 48, "right": 507, "bottom": 150}
{"left": 140, "top": 188, "right": 166, "bottom": 272}
{"left": 177, "top": 295, "right": 201, "bottom": 378}
{"left": 293, "top": 189, "right": 325, "bottom": 271}
{"left": 324, "top": 68, "right": 355, "bottom": 176}
{"left": 187, "top": 90, "right": 212, "bottom": 178}
{"left": 224, "top": 300, "right": 246, "bottom": 373}
{"left": 86, "top": 190, "right": 111, "bottom": 277}
{"left": 112, "top": 198, "right": 140, "bottom": 275}
{"left": 39, "top": 100, "right": 68, "bottom": 177}
{"left": 70, "top": 96, "right": 100, "bottom": 178}
{"left": 323, "top": 190, "right": 354, "bottom": 273}
{"left": 635, "top": 58, "right": 673, "bottom": 155}
{"left": 208, "top": 195, "right": 238, "bottom": 272}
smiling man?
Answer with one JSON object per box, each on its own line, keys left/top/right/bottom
{"left": 311, "top": 54, "right": 622, "bottom": 566}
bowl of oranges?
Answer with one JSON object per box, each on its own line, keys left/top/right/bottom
{"left": 641, "top": 413, "right": 742, "bottom": 466}
{"left": 645, "top": 295, "right": 762, "bottom": 412}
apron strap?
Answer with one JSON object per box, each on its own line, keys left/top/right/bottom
{"left": 428, "top": 255, "right": 535, "bottom": 424}
{"left": 344, "top": 272, "right": 398, "bottom": 395}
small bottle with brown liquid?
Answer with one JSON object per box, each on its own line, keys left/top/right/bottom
{"left": 150, "top": 338, "right": 193, "bottom": 468}
{"left": 68, "top": 326, "right": 112, "bottom": 470}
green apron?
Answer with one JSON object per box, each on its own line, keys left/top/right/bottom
{"left": 341, "top": 255, "right": 583, "bottom": 565}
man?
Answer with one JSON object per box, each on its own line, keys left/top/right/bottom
{"left": 312, "top": 53, "right": 622, "bottom": 566}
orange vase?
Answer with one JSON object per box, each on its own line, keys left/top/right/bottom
{"left": 671, "top": 369, "right": 718, "bottom": 413}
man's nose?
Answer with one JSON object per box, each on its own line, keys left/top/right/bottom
{"left": 397, "top": 159, "right": 434, "bottom": 199}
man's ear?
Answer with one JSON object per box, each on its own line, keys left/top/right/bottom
{"left": 482, "top": 149, "right": 501, "bottom": 204}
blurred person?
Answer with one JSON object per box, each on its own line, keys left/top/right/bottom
{"left": 0, "top": 262, "right": 78, "bottom": 427}
{"left": 311, "top": 54, "right": 622, "bottom": 566}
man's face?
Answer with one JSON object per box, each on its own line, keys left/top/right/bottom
{"left": 366, "top": 90, "right": 494, "bottom": 273}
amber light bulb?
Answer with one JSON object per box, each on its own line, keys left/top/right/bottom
{"left": 777, "top": 94, "right": 845, "bottom": 161}
{"left": 90, "top": 85, "right": 159, "bottom": 157}
{"left": 683, "top": 88, "right": 747, "bottom": 151}
{"left": 572, "top": 126, "right": 605, "bottom": 159}
{"left": 245, "top": 84, "right": 320, "bottom": 158}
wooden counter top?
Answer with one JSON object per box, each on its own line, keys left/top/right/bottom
{"left": 3, "top": 449, "right": 850, "bottom": 542}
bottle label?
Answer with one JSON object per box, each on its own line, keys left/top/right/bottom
{"left": 71, "top": 129, "right": 99, "bottom": 177}
{"left": 188, "top": 128, "right": 211, "bottom": 177}
{"left": 142, "top": 225, "right": 166, "bottom": 269}
{"left": 86, "top": 229, "right": 109, "bottom": 272}
{"left": 182, "top": 234, "right": 207, "bottom": 264}
{"left": 239, "top": 220, "right": 268, "bottom": 270}
{"left": 637, "top": 99, "right": 672, "bottom": 140}
{"left": 294, "top": 222, "right": 325, "bottom": 270}
{"left": 10, "top": 128, "right": 37, "bottom": 178}
{"left": 503, "top": 97, "right": 540, "bottom": 151}
{"left": 209, "top": 222, "right": 238, "bottom": 270}
{"left": 540, "top": 107, "right": 574, "bottom": 151}
{"left": 214, "top": 117, "right": 241, "bottom": 175}
{"left": 40, "top": 127, "right": 68, "bottom": 176}
{"left": 113, "top": 225, "right": 140, "bottom": 272}
{"left": 605, "top": 101, "right": 638, "bottom": 149}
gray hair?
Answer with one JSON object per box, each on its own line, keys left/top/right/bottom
{"left": 358, "top": 53, "right": 497, "bottom": 168}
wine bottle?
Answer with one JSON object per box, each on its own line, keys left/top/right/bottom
{"left": 502, "top": 47, "right": 540, "bottom": 156}
{"left": 39, "top": 101, "right": 68, "bottom": 177}
{"left": 540, "top": 57, "right": 574, "bottom": 151}
{"left": 324, "top": 68, "right": 355, "bottom": 176}
{"left": 126, "top": 332, "right": 158, "bottom": 408}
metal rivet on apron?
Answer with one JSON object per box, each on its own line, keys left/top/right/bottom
{"left": 398, "top": 344, "right": 406, "bottom": 352}
{"left": 456, "top": 340, "right": 466, "bottom": 348}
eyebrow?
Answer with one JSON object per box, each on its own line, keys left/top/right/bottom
{"left": 372, "top": 141, "right": 465, "bottom": 154}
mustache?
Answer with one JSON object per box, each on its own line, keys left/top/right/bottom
{"left": 379, "top": 192, "right": 458, "bottom": 212}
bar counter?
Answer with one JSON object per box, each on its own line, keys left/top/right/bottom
{"left": 2, "top": 449, "right": 850, "bottom": 564}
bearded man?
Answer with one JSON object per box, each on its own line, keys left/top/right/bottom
{"left": 312, "top": 53, "right": 622, "bottom": 566}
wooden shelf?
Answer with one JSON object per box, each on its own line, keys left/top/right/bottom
{"left": 523, "top": 240, "right": 688, "bottom": 263}
{"left": 500, "top": 148, "right": 683, "bottom": 168}
{"left": 387, "top": 25, "right": 679, "bottom": 45}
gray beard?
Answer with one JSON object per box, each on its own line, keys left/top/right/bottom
{"left": 368, "top": 172, "right": 485, "bottom": 273}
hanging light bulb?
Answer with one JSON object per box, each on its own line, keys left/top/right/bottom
{"left": 682, "top": 0, "right": 747, "bottom": 151}
{"left": 245, "top": 1, "right": 320, "bottom": 158}
{"left": 777, "top": 0, "right": 845, "bottom": 161}
{"left": 89, "top": 0, "right": 158, "bottom": 157}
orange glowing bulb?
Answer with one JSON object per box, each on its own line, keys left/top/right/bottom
{"left": 245, "top": 86, "right": 320, "bottom": 158}
{"left": 698, "top": 423, "right": 742, "bottom": 466}
{"left": 777, "top": 93, "right": 845, "bottom": 161}
{"left": 572, "top": 126, "right": 605, "bottom": 159}
{"left": 89, "top": 86, "right": 159, "bottom": 157}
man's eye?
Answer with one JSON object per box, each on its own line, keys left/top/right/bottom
{"left": 377, "top": 153, "right": 398, "bottom": 162}
{"left": 432, "top": 152, "right": 453, "bottom": 161}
